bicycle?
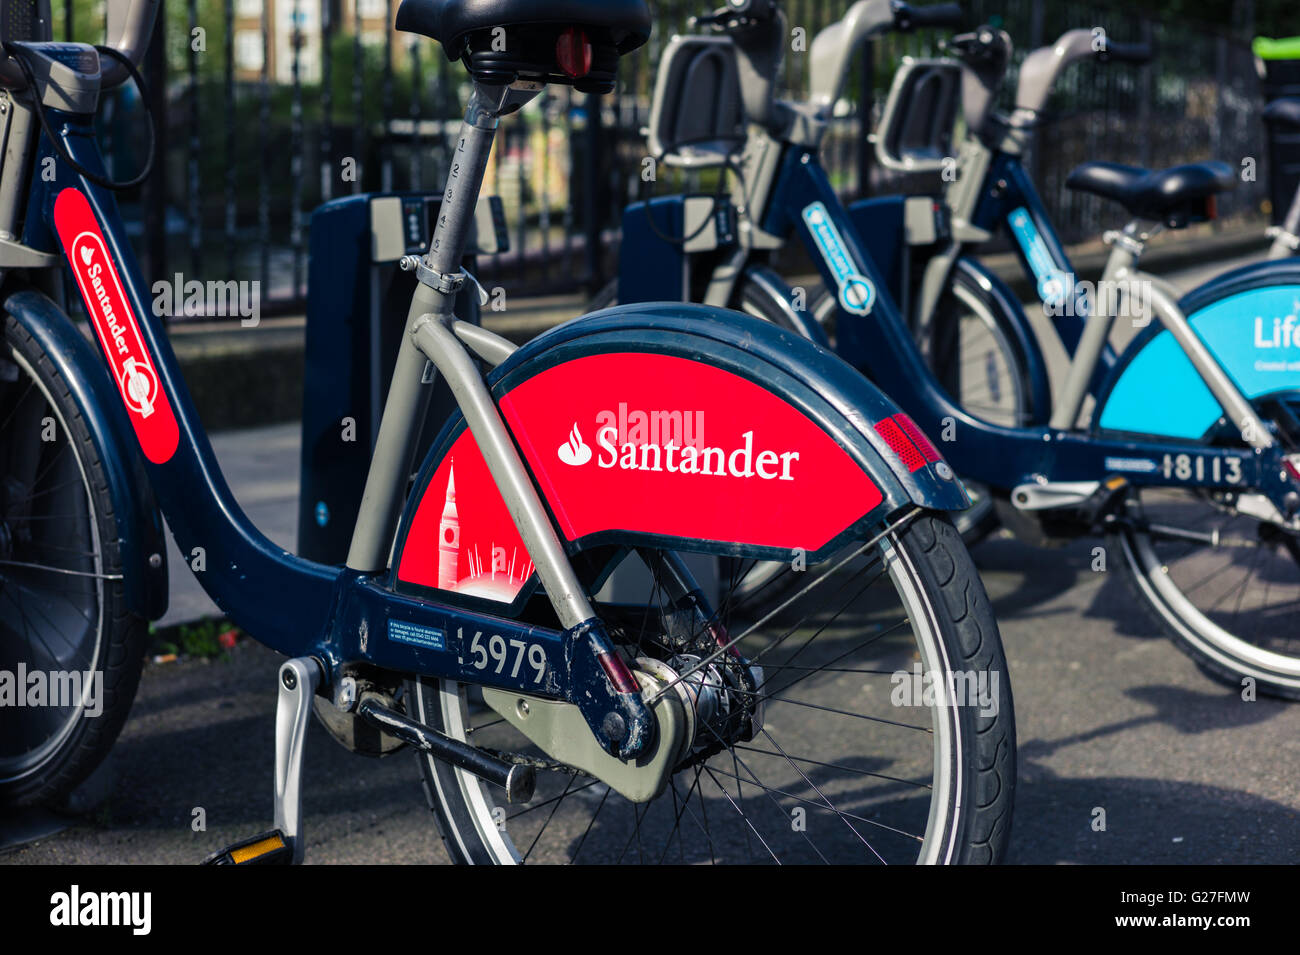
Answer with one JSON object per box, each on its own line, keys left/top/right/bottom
{"left": 607, "top": 0, "right": 1300, "bottom": 699}
{"left": 0, "top": 0, "right": 1015, "bottom": 864}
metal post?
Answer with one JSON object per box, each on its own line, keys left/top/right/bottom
{"left": 320, "top": 0, "right": 333, "bottom": 202}
{"left": 223, "top": 0, "right": 235, "bottom": 277}
{"left": 1138, "top": 19, "right": 1153, "bottom": 172}
{"left": 1213, "top": 34, "right": 1228, "bottom": 232}
{"left": 142, "top": 0, "right": 167, "bottom": 308}
{"left": 583, "top": 91, "right": 605, "bottom": 291}
{"left": 1026, "top": 0, "right": 1045, "bottom": 195}
{"left": 187, "top": 0, "right": 200, "bottom": 277}
{"left": 857, "top": 37, "right": 874, "bottom": 198}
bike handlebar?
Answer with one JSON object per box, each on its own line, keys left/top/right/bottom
{"left": 0, "top": 0, "right": 157, "bottom": 90}
{"left": 810, "top": 0, "right": 963, "bottom": 108}
{"left": 102, "top": 0, "right": 160, "bottom": 88}
{"left": 1015, "top": 27, "right": 1151, "bottom": 114}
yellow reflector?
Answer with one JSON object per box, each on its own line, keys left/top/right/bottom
{"left": 230, "top": 834, "right": 285, "bottom": 864}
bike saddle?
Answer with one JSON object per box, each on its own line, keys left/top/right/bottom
{"left": 396, "top": 0, "right": 652, "bottom": 92}
{"left": 1065, "top": 160, "right": 1236, "bottom": 228}
{"left": 1263, "top": 97, "right": 1300, "bottom": 131}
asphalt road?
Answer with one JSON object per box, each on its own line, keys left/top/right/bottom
{"left": 3, "top": 249, "right": 1297, "bottom": 864}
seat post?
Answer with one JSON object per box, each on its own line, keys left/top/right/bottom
{"left": 345, "top": 80, "right": 539, "bottom": 573}
{"left": 425, "top": 83, "right": 515, "bottom": 275}
{"left": 1047, "top": 220, "right": 1153, "bottom": 431}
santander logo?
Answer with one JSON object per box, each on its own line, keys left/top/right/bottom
{"left": 555, "top": 409, "right": 799, "bottom": 481}
{"left": 557, "top": 423, "right": 592, "bottom": 466}
{"left": 54, "top": 188, "right": 178, "bottom": 463}
{"left": 500, "top": 352, "right": 884, "bottom": 551}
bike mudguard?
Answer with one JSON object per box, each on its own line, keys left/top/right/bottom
{"left": 1095, "top": 261, "right": 1300, "bottom": 440}
{"left": 390, "top": 302, "right": 966, "bottom": 610}
{"left": 1, "top": 287, "right": 169, "bottom": 619}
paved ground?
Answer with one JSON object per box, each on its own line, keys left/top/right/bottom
{"left": 4, "top": 248, "right": 1297, "bottom": 863}
{"left": 5, "top": 524, "right": 1297, "bottom": 863}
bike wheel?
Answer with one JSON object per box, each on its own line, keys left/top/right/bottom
{"left": 408, "top": 512, "right": 1016, "bottom": 864}
{"left": 1110, "top": 472, "right": 1300, "bottom": 699}
{"left": 0, "top": 316, "right": 147, "bottom": 807}
{"left": 924, "top": 269, "right": 1035, "bottom": 432}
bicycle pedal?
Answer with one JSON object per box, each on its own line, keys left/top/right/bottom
{"left": 1078, "top": 475, "right": 1131, "bottom": 525}
{"left": 201, "top": 829, "right": 294, "bottom": 866}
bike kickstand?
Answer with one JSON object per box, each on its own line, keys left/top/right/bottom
{"left": 201, "top": 657, "right": 321, "bottom": 866}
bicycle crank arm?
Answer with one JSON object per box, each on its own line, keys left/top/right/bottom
{"left": 357, "top": 697, "right": 535, "bottom": 804}
{"left": 202, "top": 656, "right": 320, "bottom": 865}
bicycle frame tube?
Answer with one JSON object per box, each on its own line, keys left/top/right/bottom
{"left": 969, "top": 151, "right": 1117, "bottom": 384}
{"left": 1267, "top": 179, "right": 1300, "bottom": 259}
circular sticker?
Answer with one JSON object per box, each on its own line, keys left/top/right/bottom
{"left": 839, "top": 276, "right": 876, "bottom": 315}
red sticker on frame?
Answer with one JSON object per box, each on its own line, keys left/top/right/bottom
{"left": 54, "top": 188, "right": 178, "bottom": 463}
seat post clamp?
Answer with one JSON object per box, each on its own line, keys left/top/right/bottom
{"left": 399, "top": 255, "right": 468, "bottom": 296}
{"left": 1103, "top": 229, "right": 1149, "bottom": 256}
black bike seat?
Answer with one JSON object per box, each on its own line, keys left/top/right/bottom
{"left": 396, "top": 0, "right": 652, "bottom": 60}
{"left": 1065, "top": 160, "right": 1236, "bottom": 227}
{"left": 1263, "top": 97, "right": 1300, "bottom": 131}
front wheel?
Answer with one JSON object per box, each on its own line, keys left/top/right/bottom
{"left": 409, "top": 512, "right": 1016, "bottom": 864}
{"left": 1110, "top": 478, "right": 1300, "bottom": 699}
{"left": 0, "top": 316, "right": 148, "bottom": 807}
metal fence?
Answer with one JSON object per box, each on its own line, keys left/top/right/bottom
{"left": 70, "top": 0, "right": 1272, "bottom": 317}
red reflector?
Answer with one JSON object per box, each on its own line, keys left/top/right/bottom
{"left": 1205, "top": 195, "right": 1217, "bottom": 221}
{"left": 894, "top": 414, "right": 942, "bottom": 464}
{"left": 874, "top": 418, "right": 926, "bottom": 473}
{"left": 556, "top": 26, "right": 593, "bottom": 79}
{"left": 709, "top": 621, "right": 739, "bottom": 657}
{"left": 598, "top": 651, "right": 640, "bottom": 695}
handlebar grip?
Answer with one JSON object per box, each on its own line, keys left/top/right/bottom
{"left": 898, "top": 3, "right": 965, "bottom": 31}
{"left": 1097, "top": 40, "right": 1152, "bottom": 65}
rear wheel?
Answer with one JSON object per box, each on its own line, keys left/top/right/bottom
{"left": 1110, "top": 475, "right": 1300, "bottom": 699}
{"left": 0, "top": 316, "right": 147, "bottom": 808}
{"left": 409, "top": 512, "right": 1016, "bottom": 864}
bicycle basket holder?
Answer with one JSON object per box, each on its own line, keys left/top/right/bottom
{"left": 646, "top": 34, "right": 746, "bottom": 169}
{"left": 0, "top": 0, "right": 51, "bottom": 43}
{"left": 874, "top": 57, "right": 962, "bottom": 173}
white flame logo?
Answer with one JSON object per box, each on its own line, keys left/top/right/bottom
{"left": 557, "top": 422, "right": 592, "bottom": 466}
